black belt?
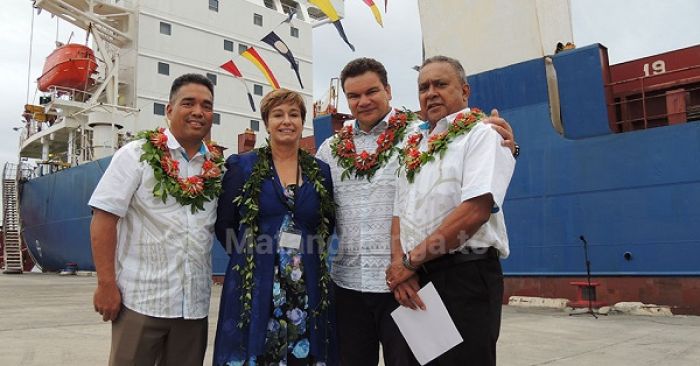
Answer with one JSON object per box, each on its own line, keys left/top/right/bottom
{"left": 419, "top": 247, "right": 499, "bottom": 275}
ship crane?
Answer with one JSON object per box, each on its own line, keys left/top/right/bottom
{"left": 313, "top": 77, "right": 340, "bottom": 117}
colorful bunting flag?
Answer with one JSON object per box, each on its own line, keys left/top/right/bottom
{"left": 220, "top": 60, "right": 242, "bottom": 77}
{"left": 262, "top": 31, "right": 303, "bottom": 88}
{"left": 362, "top": 0, "right": 383, "bottom": 27}
{"left": 241, "top": 47, "right": 280, "bottom": 90}
{"left": 220, "top": 60, "right": 256, "bottom": 111}
{"left": 309, "top": 0, "right": 355, "bottom": 51}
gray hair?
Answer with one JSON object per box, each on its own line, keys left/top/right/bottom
{"left": 420, "top": 55, "right": 469, "bottom": 85}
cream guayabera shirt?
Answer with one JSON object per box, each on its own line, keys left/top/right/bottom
{"left": 89, "top": 129, "right": 216, "bottom": 319}
{"left": 394, "top": 108, "right": 516, "bottom": 258}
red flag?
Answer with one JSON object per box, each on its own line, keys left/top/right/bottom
{"left": 220, "top": 60, "right": 256, "bottom": 111}
{"left": 220, "top": 60, "right": 242, "bottom": 77}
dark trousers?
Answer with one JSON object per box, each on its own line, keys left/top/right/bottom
{"left": 109, "top": 307, "right": 208, "bottom": 366}
{"left": 333, "top": 283, "right": 419, "bottom": 366}
{"left": 420, "top": 257, "right": 504, "bottom": 366}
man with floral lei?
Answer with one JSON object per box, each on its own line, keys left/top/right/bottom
{"left": 316, "top": 57, "right": 518, "bottom": 365}
{"left": 386, "top": 55, "right": 516, "bottom": 366}
{"left": 89, "top": 73, "right": 222, "bottom": 365}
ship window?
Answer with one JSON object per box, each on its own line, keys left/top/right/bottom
{"left": 157, "top": 62, "right": 169, "bottom": 75}
{"left": 254, "top": 13, "right": 263, "bottom": 27}
{"left": 160, "top": 22, "right": 171, "bottom": 35}
{"left": 154, "top": 103, "right": 165, "bottom": 116}
{"left": 213, "top": 112, "right": 221, "bottom": 125}
{"left": 253, "top": 84, "right": 263, "bottom": 96}
{"left": 251, "top": 120, "right": 260, "bottom": 131}
{"left": 281, "top": 0, "right": 303, "bottom": 20}
{"left": 224, "top": 39, "right": 234, "bottom": 51}
{"left": 239, "top": 44, "right": 248, "bottom": 54}
{"left": 206, "top": 73, "right": 217, "bottom": 85}
{"left": 307, "top": 7, "right": 325, "bottom": 20}
{"left": 264, "top": 0, "right": 276, "bottom": 10}
{"left": 290, "top": 26, "right": 299, "bottom": 38}
{"left": 209, "top": 0, "right": 219, "bottom": 12}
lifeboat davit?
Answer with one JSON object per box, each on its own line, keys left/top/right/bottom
{"left": 37, "top": 43, "right": 98, "bottom": 92}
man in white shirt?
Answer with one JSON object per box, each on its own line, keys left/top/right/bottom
{"left": 387, "top": 56, "right": 516, "bottom": 366}
{"left": 317, "top": 58, "right": 517, "bottom": 365}
{"left": 89, "top": 74, "right": 219, "bottom": 366}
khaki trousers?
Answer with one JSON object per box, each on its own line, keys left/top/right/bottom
{"left": 109, "top": 307, "right": 208, "bottom": 366}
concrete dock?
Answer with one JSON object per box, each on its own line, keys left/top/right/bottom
{"left": 1, "top": 273, "right": 699, "bottom": 365}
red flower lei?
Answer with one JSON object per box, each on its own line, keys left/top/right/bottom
{"left": 136, "top": 127, "right": 224, "bottom": 213}
{"left": 400, "top": 108, "right": 486, "bottom": 183}
{"left": 330, "top": 108, "right": 417, "bottom": 180}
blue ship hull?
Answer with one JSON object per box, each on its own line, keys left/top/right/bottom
{"left": 466, "top": 44, "right": 700, "bottom": 277}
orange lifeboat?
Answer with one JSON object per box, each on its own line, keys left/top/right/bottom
{"left": 37, "top": 43, "right": 98, "bottom": 92}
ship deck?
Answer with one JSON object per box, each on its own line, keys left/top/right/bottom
{"left": 1, "top": 273, "right": 699, "bottom": 365}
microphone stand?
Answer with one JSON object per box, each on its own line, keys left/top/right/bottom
{"left": 570, "top": 235, "right": 597, "bottom": 318}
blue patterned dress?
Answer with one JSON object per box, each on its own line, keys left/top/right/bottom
{"left": 213, "top": 151, "right": 336, "bottom": 366}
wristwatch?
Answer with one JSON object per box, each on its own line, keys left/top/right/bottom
{"left": 513, "top": 143, "right": 520, "bottom": 159}
{"left": 402, "top": 252, "right": 419, "bottom": 271}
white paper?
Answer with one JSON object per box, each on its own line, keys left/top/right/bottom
{"left": 390, "top": 282, "right": 463, "bottom": 365}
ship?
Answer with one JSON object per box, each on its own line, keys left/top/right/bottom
{"left": 2, "top": 0, "right": 333, "bottom": 275}
{"left": 4, "top": 0, "right": 700, "bottom": 316}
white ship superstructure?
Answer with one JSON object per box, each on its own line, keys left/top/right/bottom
{"left": 21, "top": 0, "right": 344, "bottom": 166}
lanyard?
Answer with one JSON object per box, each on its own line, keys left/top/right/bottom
{"left": 272, "top": 157, "right": 300, "bottom": 217}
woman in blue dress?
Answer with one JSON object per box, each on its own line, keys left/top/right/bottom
{"left": 213, "top": 89, "right": 336, "bottom": 366}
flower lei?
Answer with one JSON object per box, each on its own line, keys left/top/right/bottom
{"left": 330, "top": 108, "right": 417, "bottom": 181}
{"left": 136, "top": 128, "right": 224, "bottom": 213}
{"left": 233, "top": 145, "right": 335, "bottom": 328}
{"left": 399, "top": 108, "right": 487, "bottom": 183}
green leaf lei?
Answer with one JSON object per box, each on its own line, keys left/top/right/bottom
{"left": 330, "top": 108, "right": 417, "bottom": 181}
{"left": 135, "top": 127, "right": 224, "bottom": 213}
{"left": 233, "top": 145, "right": 335, "bottom": 328}
{"left": 399, "top": 108, "right": 487, "bottom": 183}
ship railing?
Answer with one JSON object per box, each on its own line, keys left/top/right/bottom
{"left": 606, "top": 65, "right": 700, "bottom": 132}
{"left": 2, "top": 162, "right": 18, "bottom": 182}
{"left": 18, "top": 161, "right": 36, "bottom": 182}
{"left": 46, "top": 85, "right": 93, "bottom": 104}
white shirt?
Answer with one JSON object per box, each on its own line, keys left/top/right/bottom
{"left": 394, "top": 108, "right": 516, "bottom": 258}
{"left": 88, "top": 129, "right": 217, "bottom": 319}
{"left": 317, "top": 109, "right": 416, "bottom": 293}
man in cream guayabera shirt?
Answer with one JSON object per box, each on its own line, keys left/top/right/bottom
{"left": 387, "top": 56, "right": 516, "bottom": 366}
{"left": 317, "top": 58, "right": 517, "bottom": 366}
{"left": 89, "top": 74, "right": 220, "bottom": 366}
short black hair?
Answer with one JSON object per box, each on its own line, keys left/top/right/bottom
{"left": 169, "top": 73, "right": 214, "bottom": 102}
{"left": 340, "top": 57, "right": 388, "bottom": 91}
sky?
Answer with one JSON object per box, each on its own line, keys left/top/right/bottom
{"left": 1, "top": 0, "right": 699, "bottom": 170}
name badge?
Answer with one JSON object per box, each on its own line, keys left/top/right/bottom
{"left": 278, "top": 214, "right": 302, "bottom": 250}
{"left": 279, "top": 229, "right": 302, "bottom": 250}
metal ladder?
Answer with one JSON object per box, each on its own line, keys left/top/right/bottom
{"left": 2, "top": 163, "right": 23, "bottom": 273}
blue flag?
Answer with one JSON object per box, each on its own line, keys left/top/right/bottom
{"left": 261, "top": 31, "right": 304, "bottom": 88}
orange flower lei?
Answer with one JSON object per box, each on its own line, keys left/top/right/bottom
{"left": 400, "top": 108, "right": 486, "bottom": 183}
{"left": 330, "top": 108, "right": 417, "bottom": 180}
{"left": 137, "top": 127, "right": 224, "bottom": 213}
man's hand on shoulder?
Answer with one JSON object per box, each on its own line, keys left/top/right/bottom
{"left": 484, "top": 109, "right": 518, "bottom": 156}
